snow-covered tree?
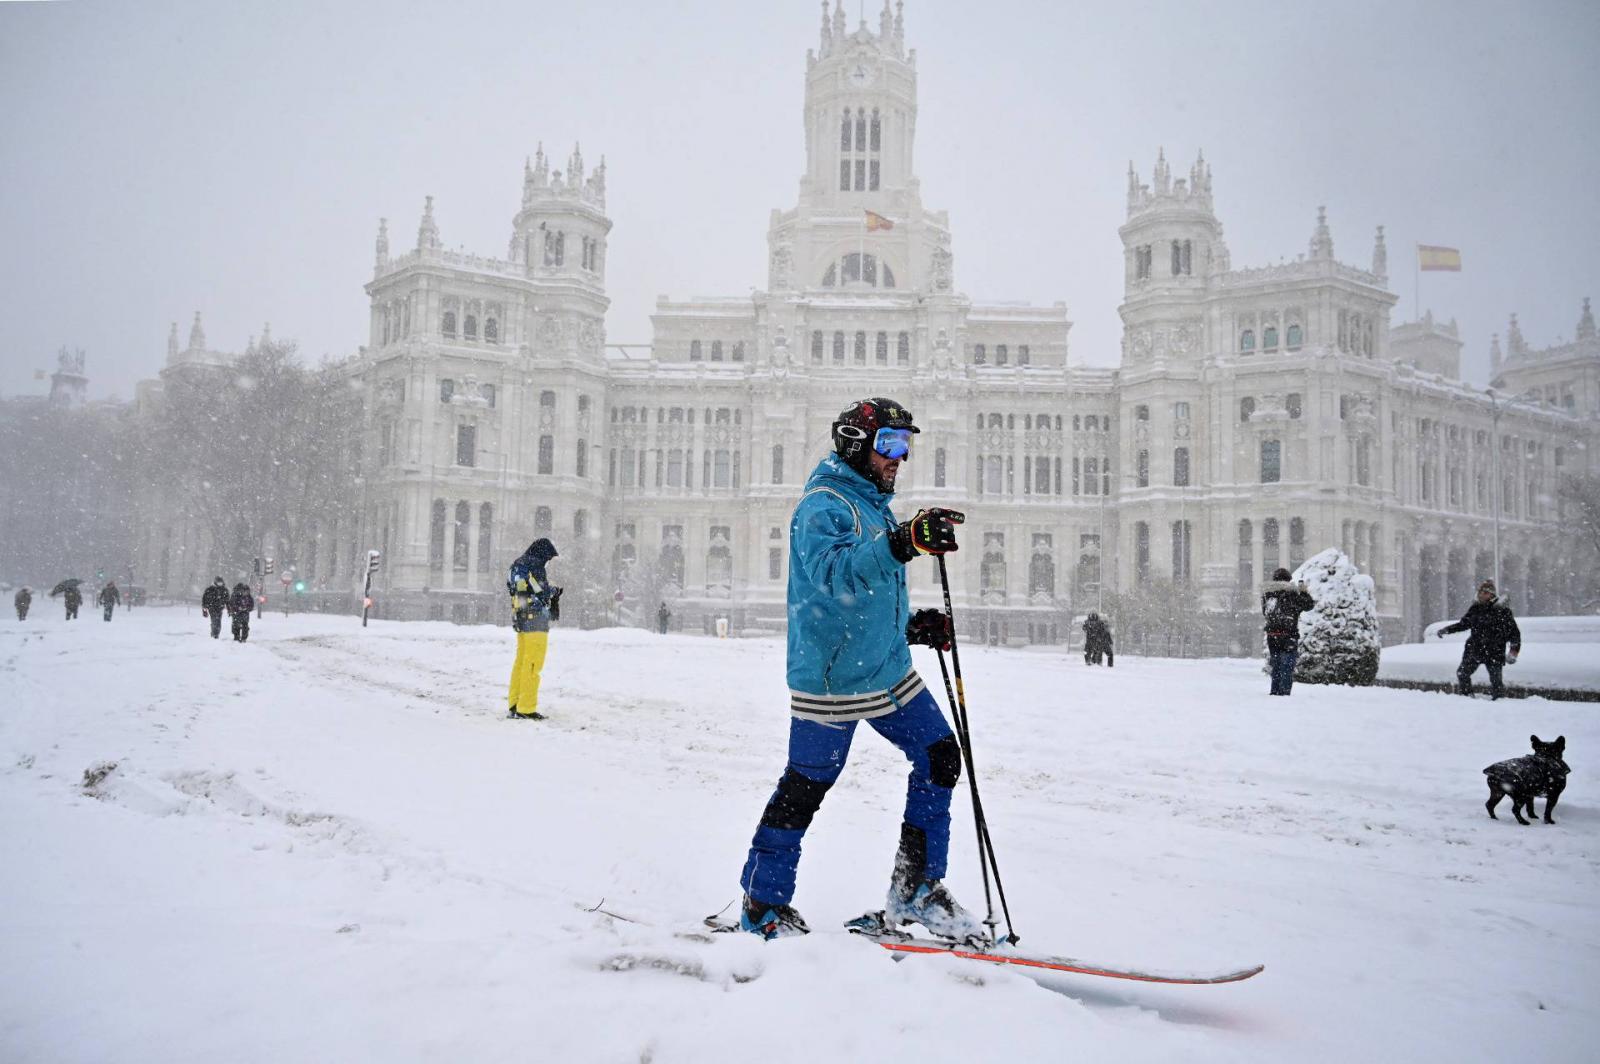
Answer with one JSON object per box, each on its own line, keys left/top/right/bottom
{"left": 1292, "top": 548, "right": 1380, "bottom": 685}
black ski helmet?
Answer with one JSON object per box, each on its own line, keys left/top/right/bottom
{"left": 832, "top": 397, "right": 919, "bottom": 472}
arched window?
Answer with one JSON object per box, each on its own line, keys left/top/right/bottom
{"left": 811, "top": 330, "right": 824, "bottom": 362}
{"left": 1263, "top": 326, "right": 1278, "bottom": 350}
{"left": 973, "top": 343, "right": 986, "bottom": 365}
{"left": 840, "top": 109, "right": 852, "bottom": 150}
{"left": 1237, "top": 518, "right": 1253, "bottom": 589}
{"left": 711, "top": 340, "right": 723, "bottom": 361}
{"left": 440, "top": 378, "right": 455, "bottom": 403}
{"left": 453, "top": 501, "right": 471, "bottom": 570}
{"left": 771, "top": 444, "right": 784, "bottom": 484}
{"left": 538, "top": 435, "right": 553, "bottom": 474}
{"left": 996, "top": 344, "right": 1009, "bottom": 366}
{"left": 1135, "top": 404, "right": 1149, "bottom": 421}
{"left": 875, "top": 332, "right": 888, "bottom": 364}
{"left": 1181, "top": 239, "right": 1192, "bottom": 275}
{"left": 1240, "top": 397, "right": 1256, "bottom": 422}
{"left": 441, "top": 311, "right": 457, "bottom": 339}
{"left": 1171, "top": 240, "right": 1182, "bottom": 276}
{"left": 1289, "top": 517, "right": 1305, "bottom": 567}
{"left": 575, "top": 439, "right": 587, "bottom": 478}
{"left": 429, "top": 500, "right": 446, "bottom": 570}
{"left": 534, "top": 506, "right": 552, "bottom": 533}
{"left": 1286, "top": 323, "right": 1302, "bottom": 349}
{"left": 484, "top": 318, "right": 498, "bottom": 343}
{"left": 1287, "top": 393, "right": 1303, "bottom": 419}
{"left": 1262, "top": 518, "right": 1281, "bottom": 581}
{"left": 1136, "top": 449, "right": 1149, "bottom": 487}
{"left": 870, "top": 108, "right": 881, "bottom": 151}
{"left": 478, "top": 503, "right": 493, "bottom": 573}
{"left": 1174, "top": 446, "right": 1190, "bottom": 486}
{"left": 661, "top": 540, "right": 685, "bottom": 589}
{"left": 539, "top": 389, "right": 556, "bottom": 409}
{"left": 1240, "top": 329, "right": 1255, "bottom": 352}
{"left": 855, "top": 108, "right": 866, "bottom": 151}
{"left": 464, "top": 315, "right": 478, "bottom": 340}
{"left": 1029, "top": 552, "right": 1055, "bottom": 596}
{"left": 732, "top": 341, "right": 745, "bottom": 361}
{"left": 833, "top": 331, "right": 845, "bottom": 362}
{"left": 554, "top": 232, "right": 565, "bottom": 266}
{"left": 854, "top": 331, "right": 867, "bottom": 363}
{"left": 1134, "top": 521, "right": 1150, "bottom": 584}
{"left": 689, "top": 340, "right": 702, "bottom": 361}
{"left": 897, "top": 331, "right": 910, "bottom": 364}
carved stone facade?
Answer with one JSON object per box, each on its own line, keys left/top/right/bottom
{"left": 142, "top": 3, "right": 1592, "bottom": 643}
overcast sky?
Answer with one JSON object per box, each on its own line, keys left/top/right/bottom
{"left": 2, "top": 0, "right": 1597, "bottom": 401}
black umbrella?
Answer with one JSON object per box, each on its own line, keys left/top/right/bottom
{"left": 49, "top": 578, "right": 83, "bottom": 596}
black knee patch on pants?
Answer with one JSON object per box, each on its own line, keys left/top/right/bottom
{"left": 892, "top": 822, "right": 928, "bottom": 896}
{"left": 928, "top": 734, "right": 962, "bottom": 789}
{"left": 759, "top": 768, "right": 834, "bottom": 831}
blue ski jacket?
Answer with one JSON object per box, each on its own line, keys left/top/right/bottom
{"left": 507, "top": 538, "right": 559, "bottom": 633}
{"left": 786, "top": 454, "right": 923, "bottom": 721}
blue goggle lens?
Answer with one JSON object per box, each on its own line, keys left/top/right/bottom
{"left": 874, "top": 427, "right": 913, "bottom": 460}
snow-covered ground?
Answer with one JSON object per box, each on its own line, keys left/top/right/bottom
{"left": 3, "top": 608, "right": 1597, "bottom": 1063}
{"left": 1381, "top": 615, "right": 1600, "bottom": 693}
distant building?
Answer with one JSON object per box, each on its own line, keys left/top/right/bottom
{"left": 137, "top": 2, "right": 1597, "bottom": 644}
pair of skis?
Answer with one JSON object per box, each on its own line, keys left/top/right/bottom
{"left": 702, "top": 907, "right": 1263, "bottom": 986}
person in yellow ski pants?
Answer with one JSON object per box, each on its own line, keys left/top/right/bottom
{"left": 505, "top": 537, "right": 561, "bottom": 720}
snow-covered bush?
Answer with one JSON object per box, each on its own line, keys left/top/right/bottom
{"left": 1293, "top": 548, "right": 1380, "bottom": 685}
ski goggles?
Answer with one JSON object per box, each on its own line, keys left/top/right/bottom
{"left": 872, "top": 427, "right": 914, "bottom": 460}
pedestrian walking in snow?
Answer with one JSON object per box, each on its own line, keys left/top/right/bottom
{"left": 98, "top": 581, "right": 120, "bottom": 622}
{"left": 735, "top": 397, "right": 984, "bottom": 943}
{"left": 1438, "top": 579, "right": 1521, "bottom": 700}
{"left": 13, "top": 586, "right": 31, "bottom": 620}
{"left": 201, "top": 577, "right": 228, "bottom": 639}
{"left": 506, "top": 538, "right": 561, "bottom": 720}
{"left": 228, "top": 582, "right": 254, "bottom": 642}
{"left": 1261, "top": 567, "right": 1314, "bottom": 695}
{"left": 62, "top": 584, "right": 81, "bottom": 620}
{"left": 657, "top": 601, "right": 671, "bottom": 635}
{"left": 1083, "top": 612, "right": 1114, "bottom": 666}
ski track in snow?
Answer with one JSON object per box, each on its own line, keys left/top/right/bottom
{"left": 1, "top": 608, "right": 1597, "bottom": 1063}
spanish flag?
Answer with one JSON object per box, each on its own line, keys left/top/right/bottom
{"left": 1417, "top": 245, "right": 1462, "bottom": 272}
{"left": 865, "top": 210, "right": 895, "bottom": 232}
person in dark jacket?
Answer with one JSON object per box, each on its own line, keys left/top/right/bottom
{"left": 506, "top": 538, "right": 561, "bottom": 719}
{"left": 98, "top": 581, "right": 121, "bottom": 622}
{"left": 13, "top": 587, "right": 31, "bottom": 620}
{"left": 201, "top": 577, "right": 229, "bottom": 638}
{"left": 1082, "top": 612, "right": 1114, "bottom": 666}
{"left": 228, "top": 582, "right": 255, "bottom": 642}
{"left": 1262, "top": 567, "right": 1315, "bottom": 695}
{"left": 736, "top": 398, "right": 983, "bottom": 945}
{"left": 657, "top": 601, "right": 671, "bottom": 635}
{"left": 63, "top": 584, "right": 82, "bottom": 620}
{"left": 1438, "top": 579, "right": 1522, "bottom": 699}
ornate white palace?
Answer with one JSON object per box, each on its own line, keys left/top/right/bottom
{"left": 137, "top": 2, "right": 1598, "bottom": 647}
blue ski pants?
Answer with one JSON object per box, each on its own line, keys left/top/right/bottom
{"left": 740, "top": 686, "right": 958, "bottom": 907}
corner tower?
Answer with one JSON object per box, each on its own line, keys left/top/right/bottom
{"left": 1120, "top": 149, "right": 1225, "bottom": 296}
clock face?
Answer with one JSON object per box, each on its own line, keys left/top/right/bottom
{"left": 848, "top": 63, "right": 875, "bottom": 88}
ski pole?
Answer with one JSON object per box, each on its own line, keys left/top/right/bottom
{"left": 934, "top": 646, "right": 994, "bottom": 941}
{"left": 938, "top": 554, "right": 1019, "bottom": 945}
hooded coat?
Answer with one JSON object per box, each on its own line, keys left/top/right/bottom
{"left": 1261, "top": 578, "right": 1315, "bottom": 654}
{"left": 202, "top": 581, "right": 229, "bottom": 615}
{"left": 785, "top": 453, "right": 920, "bottom": 720}
{"left": 507, "top": 538, "right": 559, "bottom": 633}
{"left": 228, "top": 583, "right": 254, "bottom": 615}
{"left": 1440, "top": 596, "right": 1522, "bottom": 666}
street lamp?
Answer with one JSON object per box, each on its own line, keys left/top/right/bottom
{"left": 1487, "top": 388, "right": 1502, "bottom": 590}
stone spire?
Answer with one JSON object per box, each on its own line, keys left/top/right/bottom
{"left": 895, "top": 0, "right": 905, "bottom": 48}
{"left": 1507, "top": 312, "right": 1526, "bottom": 356}
{"left": 568, "top": 142, "right": 584, "bottom": 185}
{"left": 1152, "top": 147, "right": 1170, "bottom": 195}
{"left": 833, "top": 0, "right": 846, "bottom": 40}
{"left": 1489, "top": 332, "right": 1502, "bottom": 372}
{"left": 167, "top": 322, "right": 179, "bottom": 360}
{"left": 188, "top": 311, "right": 206, "bottom": 352}
{"left": 375, "top": 217, "right": 389, "bottom": 267}
{"left": 1371, "top": 225, "right": 1387, "bottom": 280}
{"left": 1308, "top": 206, "right": 1334, "bottom": 260}
{"left": 880, "top": 0, "right": 893, "bottom": 40}
{"left": 533, "top": 142, "right": 548, "bottom": 186}
{"left": 417, "top": 195, "right": 439, "bottom": 250}
{"left": 819, "top": 0, "right": 831, "bottom": 54}
{"left": 260, "top": 322, "right": 272, "bottom": 347}
{"left": 1577, "top": 296, "right": 1595, "bottom": 341}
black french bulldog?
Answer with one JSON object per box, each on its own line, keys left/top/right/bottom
{"left": 1484, "top": 735, "right": 1569, "bottom": 825}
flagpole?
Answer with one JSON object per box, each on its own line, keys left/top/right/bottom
{"left": 1414, "top": 244, "right": 1420, "bottom": 321}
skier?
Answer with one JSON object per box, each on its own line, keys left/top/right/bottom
{"left": 1261, "top": 567, "right": 1314, "bottom": 695}
{"left": 63, "top": 584, "right": 81, "bottom": 620}
{"left": 13, "top": 586, "right": 30, "bottom": 621}
{"left": 228, "top": 581, "right": 255, "bottom": 642}
{"left": 1438, "top": 579, "right": 1522, "bottom": 700}
{"left": 506, "top": 538, "right": 561, "bottom": 720}
{"left": 98, "top": 581, "right": 121, "bottom": 622}
{"left": 735, "top": 397, "right": 983, "bottom": 943}
{"left": 657, "top": 601, "right": 671, "bottom": 635}
{"left": 201, "top": 577, "right": 229, "bottom": 639}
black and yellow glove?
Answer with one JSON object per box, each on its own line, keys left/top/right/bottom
{"left": 888, "top": 508, "right": 965, "bottom": 563}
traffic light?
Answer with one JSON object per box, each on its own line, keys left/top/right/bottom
{"left": 96, "top": 568, "right": 105, "bottom": 579}
{"left": 367, "top": 550, "right": 382, "bottom": 574}
{"left": 253, "top": 557, "right": 262, "bottom": 576}
{"left": 293, "top": 580, "right": 306, "bottom": 593}
{"left": 265, "top": 558, "right": 275, "bottom": 575}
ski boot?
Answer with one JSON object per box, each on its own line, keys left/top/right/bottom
{"left": 886, "top": 822, "right": 987, "bottom": 945}
{"left": 507, "top": 708, "right": 546, "bottom": 720}
{"left": 740, "top": 895, "right": 810, "bottom": 940}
